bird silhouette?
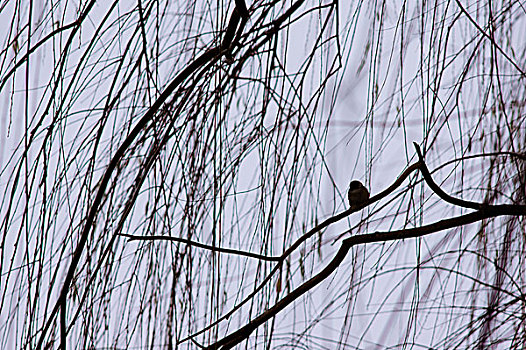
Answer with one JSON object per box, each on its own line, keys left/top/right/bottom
{"left": 347, "top": 180, "right": 369, "bottom": 208}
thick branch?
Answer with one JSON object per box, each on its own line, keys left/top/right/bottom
{"left": 205, "top": 204, "right": 526, "bottom": 349}
{"left": 414, "top": 143, "right": 483, "bottom": 210}
{"left": 234, "top": 0, "right": 249, "bottom": 18}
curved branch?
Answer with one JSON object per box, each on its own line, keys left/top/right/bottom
{"left": 36, "top": 44, "right": 223, "bottom": 350}
{"left": 414, "top": 143, "right": 484, "bottom": 210}
{"left": 37, "top": 3, "right": 257, "bottom": 346}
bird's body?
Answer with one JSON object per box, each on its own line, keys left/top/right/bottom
{"left": 347, "top": 180, "right": 369, "bottom": 208}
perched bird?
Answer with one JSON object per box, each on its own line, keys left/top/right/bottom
{"left": 347, "top": 180, "right": 369, "bottom": 208}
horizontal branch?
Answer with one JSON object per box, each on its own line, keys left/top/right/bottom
{"left": 205, "top": 203, "right": 526, "bottom": 349}
{"left": 119, "top": 233, "right": 280, "bottom": 262}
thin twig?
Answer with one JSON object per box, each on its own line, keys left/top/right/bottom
{"left": 119, "top": 233, "right": 280, "bottom": 262}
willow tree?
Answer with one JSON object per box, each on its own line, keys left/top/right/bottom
{"left": 1, "top": 0, "right": 525, "bottom": 349}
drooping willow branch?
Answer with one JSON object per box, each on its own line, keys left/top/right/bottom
{"left": 0, "top": 0, "right": 97, "bottom": 93}
{"left": 454, "top": 0, "right": 526, "bottom": 78}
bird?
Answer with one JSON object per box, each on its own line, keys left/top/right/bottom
{"left": 347, "top": 180, "right": 369, "bottom": 209}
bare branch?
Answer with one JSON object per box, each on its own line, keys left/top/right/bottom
{"left": 120, "top": 233, "right": 280, "bottom": 262}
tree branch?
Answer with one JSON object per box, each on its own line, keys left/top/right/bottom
{"left": 180, "top": 161, "right": 422, "bottom": 344}
{"left": 119, "top": 233, "right": 280, "bottom": 262}
{"left": 205, "top": 203, "right": 526, "bottom": 349}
